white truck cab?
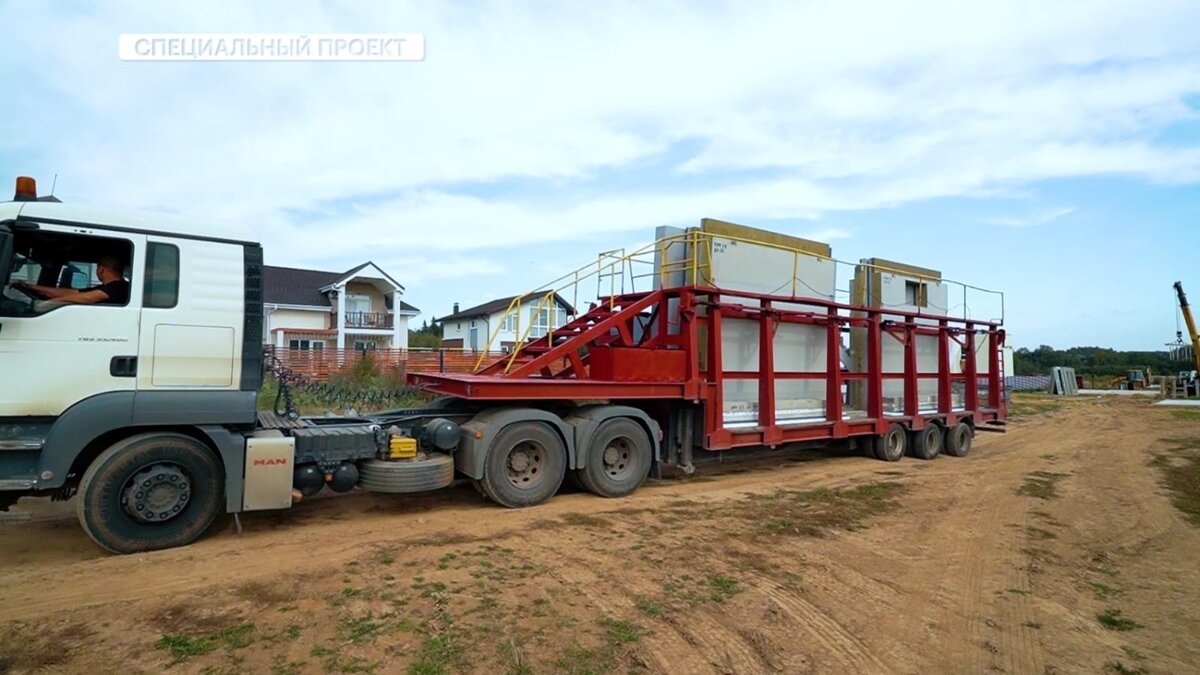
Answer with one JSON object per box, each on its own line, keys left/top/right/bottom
{"left": 0, "top": 178, "right": 269, "bottom": 551}
{"left": 0, "top": 178, "right": 464, "bottom": 554}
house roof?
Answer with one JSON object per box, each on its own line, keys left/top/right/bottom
{"left": 438, "top": 293, "right": 575, "bottom": 323}
{"left": 318, "top": 261, "right": 406, "bottom": 294}
{"left": 263, "top": 264, "right": 419, "bottom": 313}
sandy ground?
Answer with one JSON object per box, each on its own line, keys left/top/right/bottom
{"left": 0, "top": 395, "right": 1198, "bottom": 674}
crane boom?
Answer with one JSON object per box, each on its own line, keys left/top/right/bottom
{"left": 1174, "top": 281, "right": 1200, "bottom": 373}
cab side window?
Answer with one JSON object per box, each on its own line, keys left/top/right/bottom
{"left": 0, "top": 230, "right": 133, "bottom": 316}
{"left": 144, "top": 243, "right": 180, "bottom": 309}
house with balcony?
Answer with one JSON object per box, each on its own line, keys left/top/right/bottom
{"left": 263, "top": 262, "right": 419, "bottom": 352}
{"left": 439, "top": 294, "right": 574, "bottom": 351}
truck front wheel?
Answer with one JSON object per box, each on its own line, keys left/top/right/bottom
{"left": 76, "top": 433, "right": 224, "bottom": 554}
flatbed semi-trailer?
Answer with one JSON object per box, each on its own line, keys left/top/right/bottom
{"left": 0, "top": 178, "right": 1005, "bottom": 553}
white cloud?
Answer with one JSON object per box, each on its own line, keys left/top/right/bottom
{"left": 3, "top": 2, "right": 1197, "bottom": 219}
{"left": 986, "top": 207, "right": 1076, "bottom": 228}
{"left": 1, "top": 0, "right": 1199, "bottom": 332}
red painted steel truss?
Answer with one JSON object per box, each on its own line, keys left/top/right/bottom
{"left": 409, "top": 286, "right": 1006, "bottom": 451}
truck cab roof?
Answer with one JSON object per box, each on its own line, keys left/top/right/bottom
{"left": 1, "top": 199, "right": 258, "bottom": 247}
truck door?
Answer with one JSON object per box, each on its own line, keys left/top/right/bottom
{"left": 136, "top": 237, "right": 244, "bottom": 391}
{"left": 0, "top": 224, "right": 144, "bottom": 416}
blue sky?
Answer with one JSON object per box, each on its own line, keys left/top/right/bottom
{"left": 2, "top": 1, "right": 1199, "bottom": 350}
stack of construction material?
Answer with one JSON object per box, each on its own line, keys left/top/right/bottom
{"left": 1050, "top": 367, "right": 1078, "bottom": 395}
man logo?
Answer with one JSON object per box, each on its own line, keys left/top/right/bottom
{"left": 253, "top": 458, "right": 289, "bottom": 466}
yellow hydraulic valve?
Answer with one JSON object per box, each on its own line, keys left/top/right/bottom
{"left": 388, "top": 435, "right": 418, "bottom": 459}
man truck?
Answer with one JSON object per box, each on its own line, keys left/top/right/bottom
{"left": 0, "top": 177, "right": 1006, "bottom": 554}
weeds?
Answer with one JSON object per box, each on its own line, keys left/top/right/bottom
{"left": 739, "top": 482, "right": 906, "bottom": 539}
{"left": 156, "top": 633, "right": 216, "bottom": 663}
{"left": 1150, "top": 438, "right": 1200, "bottom": 527}
{"left": 338, "top": 615, "right": 383, "bottom": 644}
{"left": 408, "top": 633, "right": 466, "bottom": 675}
{"left": 1096, "top": 609, "right": 1142, "bottom": 631}
{"left": 155, "top": 622, "right": 256, "bottom": 663}
{"left": 634, "top": 596, "right": 662, "bottom": 617}
{"left": 598, "top": 618, "right": 643, "bottom": 644}
{"left": 1017, "top": 471, "right": 1069, "bottom": 500}
{"left": 708, "top": 574, "right": 741, "bottom": 602}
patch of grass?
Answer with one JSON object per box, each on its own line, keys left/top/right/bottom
{"left": 437, "top": 552, "right": 458, "bottom": 569}
{"left": 156, "top": 633, "right": 217, "bottom": 663}
{"left": 503, "top": 639, "right": 534, "bottom": 675}
{"left": 708, "top": 574, "right": 740, "bottom": 602}
{"left": 562, "top": 512, "right": 610, "bottom": 527}
{"left": 284, "top": 624, "right": 302, "bottom": 641}
{"left": 378, "top": 551, "right": 396, "bottom": 565}
{"left": 1090, "top": 582, "right": 1122, "bottom": 599}
{"left": 217, "top": 622, "right": 256, "bottom": 650}
{"left": 407, "top": 634, "right": 466, "bottom": 675}
{"left": 554, "top": 641, "right": 616, "bottom": 675}
{"left": 155, "top": 622, "right": 256, "bottom": 663}
{"left": 338, "top": 615, "right": 383, "bottom": 644}
{"left": 1007, "top": 396, "right": 1064, "bottom": 419}
{"left": 599, "top": 618, "right": 643, "bottom": 644}
{"left": 634, "top": 596, "right": 662, "bottom": 617}
{"left": 1151, "top": 439, "right": 1200, "bottom": 527}
{"left": 1017, "top": 471, "right": 1069, "bottom": 500}
{"left": 739, "top": 482, "right": 906, "bottom": 538}
{"left": 1097, "top": 609, "right": 1142, "bottom": 631}
{"left": 1169, "top": 409, "right": 1200, "bottom": 421}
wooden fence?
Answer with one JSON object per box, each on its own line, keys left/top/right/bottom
{"left": 268, "top": 347, "right": 507, "bottom": 381}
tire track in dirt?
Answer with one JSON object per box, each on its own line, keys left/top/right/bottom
{"left": 527, "top": 532, "right": 766, "bottom": 675}
{"left": 739, "top": 570, "right": 889, "bottom": 673}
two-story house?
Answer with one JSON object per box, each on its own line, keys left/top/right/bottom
{"left": 440, "top": 294, "right": 574, "bottom": 351}
{"left": 263, "top": 262, "right": 419, "bottom": 351}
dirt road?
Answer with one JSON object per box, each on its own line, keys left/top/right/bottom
{"left": 1, "top": 396, "right": 1198, "bottom": 674}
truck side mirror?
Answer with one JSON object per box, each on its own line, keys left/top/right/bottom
{"left": 0, "top": 221, "right": 13, "bottom": 289}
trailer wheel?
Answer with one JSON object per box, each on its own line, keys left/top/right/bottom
{"left": 577, "top": 418, "right": 653, "bottom": 498}
{"left": 873, "top": 423, "right": 907, "bottom": 462}
{"left": 943, "top": 422, "right": 973, "bottom": 458}
{"left": 482, "top": 422, "right": 567, "bottom": 508}
{"left": 76, "top": 433, "right": 224, "bottom": 554}
{"left": 909, "top": 425, "right": 943, "bottom": 460}
{"left": 358, "top": 454, "right": 455, "bottom": 493}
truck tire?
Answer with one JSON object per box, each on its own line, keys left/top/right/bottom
{"left": 358, "top": 454, "right": 455, "bottom": 493}
{"left": 76, "top": 433, "right": 224, "bottom": 554}
{"left": 481, "top": 421, "right": 566, "bottom": 508}
{"left": 909, "top": 424, "right": 943, "bottom": 460}
{"left": 873, "top": 423, "right": 907, "bottom": 462}
{"left": 943, "top": 422, "right": 973, "bottom": 458}
{"left": 576, "top": 418, "right": 652, "bottom": 498}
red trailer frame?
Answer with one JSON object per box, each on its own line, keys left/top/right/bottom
{"left": 411, "top": 284, "right": 1006, "bottom": 454}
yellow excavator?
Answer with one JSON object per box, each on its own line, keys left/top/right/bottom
{"left": 1173, "top": 281, "right": 1200, "bottom": 396}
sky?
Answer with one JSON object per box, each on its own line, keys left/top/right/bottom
{"left": 2, "top": 0, "right": 1199, "bottom": 350}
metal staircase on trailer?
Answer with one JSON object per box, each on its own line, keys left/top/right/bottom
{"left": 476, "top": 290, "right": 663, "bottom": 378}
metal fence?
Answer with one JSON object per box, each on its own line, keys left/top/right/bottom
{"left": 267, "top": 346, "right": 508, "bottom": 381}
